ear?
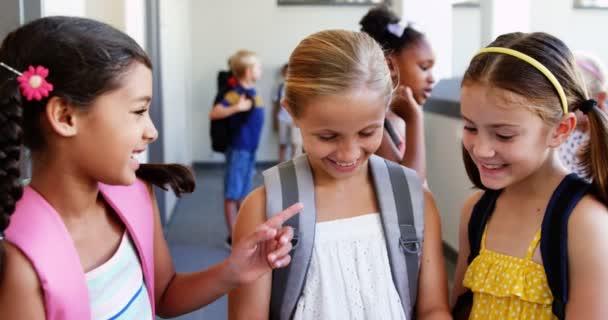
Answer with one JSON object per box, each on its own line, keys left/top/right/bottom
{"left": 549, "top": 112, "right": 577, "bottom": 148}
{"left": 386, "top": 55, "right": 398, "bottom": 80}
{"left": 44, "top": 96, "right": 79, "bottom": 137}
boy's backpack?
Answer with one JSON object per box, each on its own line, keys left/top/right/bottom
{"left": 452, "top": 173, "right": 591, "bottom": 320}
{"left": 263, "top": 154, "right": 425, "bottom": 320}
{"left": 210, "top": 70, "right": 244, "bottom": 153}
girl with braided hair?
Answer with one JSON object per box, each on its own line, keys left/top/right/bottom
{"left": 0, "top": 16, "right": 301, "bottom": 319}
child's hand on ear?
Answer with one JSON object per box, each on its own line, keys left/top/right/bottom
{"left": 391, "top": 85, "right": 421, "bottom": 121}
{"left": 228, "top": 202, "right": 303, "bottom": 285}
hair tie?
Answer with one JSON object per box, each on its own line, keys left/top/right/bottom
{"left": 0, "top": 62, "right": 54, "bottom": 101}
{"left": 387, "top": 23, "right": 406, "bottom": 38}
{"left": 580, "top": 99, "right": 597, "bottom": 114}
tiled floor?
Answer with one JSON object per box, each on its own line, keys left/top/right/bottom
{"left": 160, "top": 165, "right": 456, "bottom": 319}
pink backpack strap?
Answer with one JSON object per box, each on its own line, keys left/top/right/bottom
{"left": 99, "top": 179, "right": 156, "bottom": 315}
{"left": 6, "top": 187, "right": 90, "bottom": 320}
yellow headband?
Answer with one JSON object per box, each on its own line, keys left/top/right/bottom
{"left": 474, "top": 47, "right": 569, "bottom": 114}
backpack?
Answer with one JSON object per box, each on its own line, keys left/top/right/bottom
{"left": 263, "top": 154, "right": 425, "bottom": 320}
{"left": 452, "top": 173, "right": 591, "bottom": 320}
{"left": 210, "top": 70, "right": 253, "bottom": 153}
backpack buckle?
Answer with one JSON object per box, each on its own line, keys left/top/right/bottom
{"left": 290, "top": 232, "right": 299, "bottom": 251}
{"left": 400, "top": 237, "right": 420, "bottom": 255}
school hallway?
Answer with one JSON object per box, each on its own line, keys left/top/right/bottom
{"left": 159, "top": 165, "right": 266, "bottom": 320}
{"left": 161, "top": 165, "right": 456, "bottom": 320}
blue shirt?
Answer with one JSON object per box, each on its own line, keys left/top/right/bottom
{"left": 220, "top": 85, "right": 265, "bottom": 152}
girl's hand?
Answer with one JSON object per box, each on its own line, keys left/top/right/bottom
{"left": 228, "top": 202, "right": 303, "bottom": 285}
{"left": 391, "top": 85, "right": 421, "bottom": 121}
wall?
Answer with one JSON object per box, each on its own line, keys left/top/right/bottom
{"left": 190, "top": 1, "right": 375, "bottom": 163}
{"left": 451, "top": 0, "right": 608, "bottom": 77}
{"left": 159, "top": 0, "right": 193, "bottom": 220}
{"left": 0, "top": 0, "right": 20, "bottom": 40}
{"left": 531, "top": 0, "right": 608, "bottom": 62}
{"left": 42, "top": 0, "right": 85, "bottom": 16}
{"left": 85, "top": 0, "right": 125, "bottom": 31}
{"left": 452, "top": 6, "right": 481, "bottom": 76}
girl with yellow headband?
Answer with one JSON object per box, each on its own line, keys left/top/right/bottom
{"left": 451, "top": 32, "right": 608, "bottom": 319}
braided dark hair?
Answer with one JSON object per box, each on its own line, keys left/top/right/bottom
{"left": 0, "top": 16, "right": 194, "bottom": 270}
{"left": 359, "top": 5, "right": 425, "bottom": 54}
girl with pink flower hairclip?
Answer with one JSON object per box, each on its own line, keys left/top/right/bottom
{"left": 0, "top": 16, "right": 301, "bottom": 320}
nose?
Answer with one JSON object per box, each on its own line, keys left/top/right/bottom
{"left": 144, "top": 117, "right": 159, "bottom": 143}
{"left": 335, "top": 138, "right": 360, "bottom": 162}
{"left": 472, "top": 135, "right": 495, "bottom": 159}
{"left": 427, "top": 72, "right": 435, "bottom": 85}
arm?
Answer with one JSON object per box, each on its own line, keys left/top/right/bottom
{"left": 450, "top": 191, "right": 483, "bottom": 308}
{"left": 152, "top": 183, "right": 239, "bottom": 317}
{"left": 392, "top": 86, "right": 426, "bottom": 181}
{"left": 401, "top": 108, "right": 425, "bottom": 180}
{"left": 152, "top": 184, "right": 301, "bottom": 318}
{"left": 229, "top": 187, "right": 273, "bottom": 320}
{"left": 376, "top": 127, "right": 402, "bottom": 163}
{"left": 415, "top": 188, "right": 450, "bottom": 319}
{"left": 0, "top": 242, "right": 46, "bottom": 319}
{"left": 564, "top": 195, "right": 608, "bottom": 319}
{"left": 209, "top": 95, "right": 252, "bottom": 120}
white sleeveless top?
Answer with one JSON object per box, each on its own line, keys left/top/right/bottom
{"left": 293, "top": 213, "right": 406, "bottom": 320}
{"left": 85, "top": 232, "right": 153, "bottom": 319}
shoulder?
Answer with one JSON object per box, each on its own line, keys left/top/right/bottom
{"left": 0, "top": 242, "right": 44, "bottom": 310}
{"left": 223, "top": 90, "right": 240, "bottom": 105}
{"left": 568, "top": 194, "right": 608, "bottom": 251}
{"left": 461, "top": 190, "right": 485, "bottom": 225}
{"left": 234, "top": 187, "right": 267, "bottom": 235}
{"left": 1, "top": 242, "right": 40, "bottom": 287}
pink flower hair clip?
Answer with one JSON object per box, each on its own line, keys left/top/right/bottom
{"left": 0, "top": 62, "right": 54, "bottom": 101}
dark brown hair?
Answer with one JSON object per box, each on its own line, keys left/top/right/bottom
{"left": 0, "top": 16, "right": 194, "bottom": 270}
{"left": 359, "top": 5, "right": 425, "bottom": 55}
{"left": 462, "top": 32, "right": 608, "bottom": 203}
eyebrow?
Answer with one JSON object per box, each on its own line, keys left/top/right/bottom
{"left": 131, "top": 95, "right": 152, "bottom": 103}
{"left": 461, "top": 115, "right": 520, "bottom": 128}
{"left": 314, "top": 123, "right": 382, "bottom": 134}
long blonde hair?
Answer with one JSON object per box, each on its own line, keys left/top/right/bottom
{"left": 284, "top": 30, "right": 392, "bottom": 117}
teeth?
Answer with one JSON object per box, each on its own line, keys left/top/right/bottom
{"left": 483, "top": 164, "right": 503, "bottom": 169}
{"left": 335, "top": 160, "right": 356, "bottom": 167}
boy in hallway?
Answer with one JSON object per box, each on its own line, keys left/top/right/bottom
{"left": 209, "top": 50, "right": 264, "bottom": 247}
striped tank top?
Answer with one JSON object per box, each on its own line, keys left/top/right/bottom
{"left": 86, "top": 232, "right": 153, "bottom": 319}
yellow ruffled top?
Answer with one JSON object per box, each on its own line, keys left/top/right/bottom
{"left": 462, "top": 226, "right": 557, "bottom": 320}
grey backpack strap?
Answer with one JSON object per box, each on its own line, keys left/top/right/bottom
{"left": 369, "top": 155, "right": 424, "bottom": 317}
{"left": 263, "top": 155, "right": 316, "bottom": 320}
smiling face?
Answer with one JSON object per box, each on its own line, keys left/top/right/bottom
{"left": 72, "top": 62, "right": 158, "bottom": 185}
{"left": 460, "top": 83, "right": 560, "bottom": 190}
{"left": 292, "top": 87, "right": 387, "bottom": 181}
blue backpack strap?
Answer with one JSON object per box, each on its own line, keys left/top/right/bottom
{"left": 369, "top": 155, "right": 424, "bottom": 317}
{"left": 467, "top": 189, "right": 501, "bottom": 263}
{"left": 540, "top": 173, "right": 591, "bottom": 320}
{"left": 263, "top": 155, "right": 316, "bottom": 320}
{"left": 451, "top": 188, "right": 501, "bottom": 318}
